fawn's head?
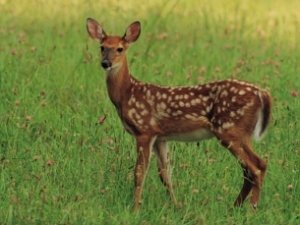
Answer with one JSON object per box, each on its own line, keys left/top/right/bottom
{"left": 87, "top": 18, "right": 141, "bottom": 71}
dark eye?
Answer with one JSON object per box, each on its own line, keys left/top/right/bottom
{"left": 100, "top": 46, "right": 104, "bottom": 52}
{"left": 117, "top": 47, "right": 123, "bottom": 53}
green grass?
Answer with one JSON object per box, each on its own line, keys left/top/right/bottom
{"left": 1, "top": 0, "right": 300, "bottom": 224}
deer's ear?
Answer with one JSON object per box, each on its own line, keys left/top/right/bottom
{"left": 86, "top": 18, "right": 107, "bottom": 42}
{"left": 123, "top": 21, "right": 141, "bottom": 43}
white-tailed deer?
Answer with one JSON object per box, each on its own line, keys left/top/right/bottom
{"left": 86, "top": 18, "right": 272, "bottom": 211}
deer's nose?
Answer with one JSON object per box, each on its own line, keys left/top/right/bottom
{"left": 101, "top": 60, "right": 112, "bottom": 70}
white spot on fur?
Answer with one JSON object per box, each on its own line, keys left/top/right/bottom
{"left": 128, "top": 108, "right": 137, "bottom": 119}
{"left": 140, "top": 109, "right": 149, "bottom": 116}
{"left": 191, "top": 99, "right": 197, "bottom": 106}
{"left": 150, "top": 118, "right": 156, "bottom": 126}
{"left": 185, "top": 114, "right": 195, "bottom": 120}
{"left": 158, "top": 102, "right": 167, "bottom": 110}
{"left": 176, "top": 110, "right": 183, "bottom": 115}
{"left": 237, "top": 109, "right": 244, "bottom": 116}
{"left": 202, "top": 96, "right": 209, "bottom": 102}
{"left": 206, "top": 104, "right": 212, "bottom": 112}
{"left": 135, "top": 113, "right": 141, "bottom": 119}
{"left": 221, "top": 90, "right": 228, "bottom": 97}
{"left": 156, "top": 92, "right": 161, "bottom": 99}
{"left": 239, "top": 90, "right": 246, "bottom": 95}
{"left": 230, "top": 87, "right": 238, "bottom": 93}
{"left": 230, "top": 111, "right": 236, "bottom": 117}
{"left": 195, "top": 98, "right": 201, "bottom": 104}
{"left": 222, "top": 122, "right": 234, "bottom": 129}
{"left": 146, "top": 90, "right": 151, "bottom": 97}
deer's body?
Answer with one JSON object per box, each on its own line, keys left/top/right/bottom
{"left": 110, "top": 77, "right": 269, "bottom": 142}
{"left": 87, "top": 18, "right": 272, "bottom": 211}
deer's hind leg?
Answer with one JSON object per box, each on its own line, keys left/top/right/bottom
{"left": 242, "top": 142, "right": 267, "bottom": 208}
{"left": 217, "top": 132, "right": 265, "bottom": 208}
{"left": 234, "top": 165, "right": 254, "bottom": 207}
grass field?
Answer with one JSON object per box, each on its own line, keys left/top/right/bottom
{"left": 1, "top": 0, "right": 300, "bottom": 224}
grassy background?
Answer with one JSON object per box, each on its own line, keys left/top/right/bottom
{"left": 1, "top": 0, "right": 300, "bottom": 224}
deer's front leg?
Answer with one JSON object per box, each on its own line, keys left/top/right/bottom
{"left": 133, "top": 135, "right": 157, "bottom": 211}
{"left": 154, "top": 141, "right": 178, "bottom": 207}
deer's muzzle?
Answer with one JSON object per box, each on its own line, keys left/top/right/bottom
{"left": 101, "top": 60, "right": 112, "bottom": 70}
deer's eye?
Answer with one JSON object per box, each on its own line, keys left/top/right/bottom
{"left": 117, "top": 47, "right": 123, "bottom": 53}
{"left": 100, "top": 46, "right": 104, "bottom": 52}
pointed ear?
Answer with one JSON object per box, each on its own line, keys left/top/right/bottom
{"left": 123, "top": 21, "right": 141, "bottom": 43}
{"left": 86, "top": 18, "right": 107, "bottom": 42}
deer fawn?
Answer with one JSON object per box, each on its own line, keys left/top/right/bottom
{"left": 86, "top": 18, "right": 271, "bottom": 211}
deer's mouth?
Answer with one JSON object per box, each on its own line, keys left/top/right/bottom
{"left": 103, "top": 63, "right": 121, "bottom": 72}
{"left": 103, "top": 66, "right": 112, "bottom": 71}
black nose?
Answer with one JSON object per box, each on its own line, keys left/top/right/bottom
{"left": 101, "top": 60, "right": 112, "bottom": 69}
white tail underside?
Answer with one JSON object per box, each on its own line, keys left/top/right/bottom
{"left": 253, "top": 108, "right": 263, "bottom": 140}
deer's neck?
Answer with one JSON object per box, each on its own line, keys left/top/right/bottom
{"left": 106, "top": 58, "right": 131, "bottom": 107}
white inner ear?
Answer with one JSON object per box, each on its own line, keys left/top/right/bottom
{"left": 97, "top": 27, "right": 104, "bottom": 39}
{"left": 125, "top": 29, "right": 132, "bottom": 40}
